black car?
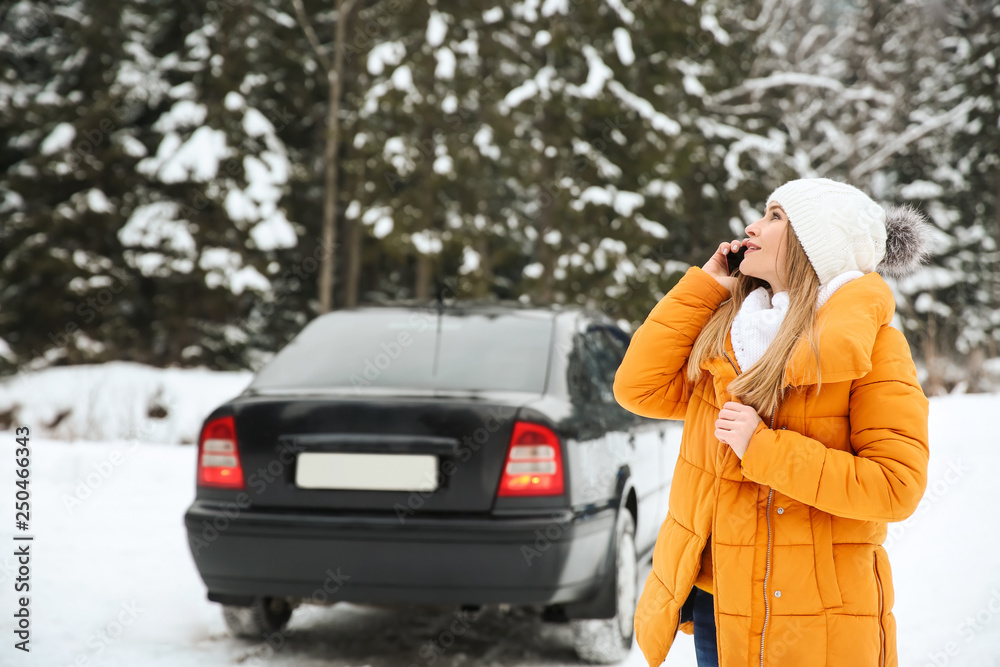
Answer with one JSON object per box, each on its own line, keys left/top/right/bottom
{"left": 184, "top": 301, "right": 678, "bottom": 663}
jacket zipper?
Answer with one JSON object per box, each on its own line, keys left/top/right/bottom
{"left": 874, "top": 552, "right": 886, "bottom": 667}
{"left": 760, "top": 484, "right": 774, "bottom": 667}
{"left": 722, "top": 351, "right": 778, "bottom": 667}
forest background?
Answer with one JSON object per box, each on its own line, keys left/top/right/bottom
{"left": 1, "top": 0, "right": 997, "bottom": 395}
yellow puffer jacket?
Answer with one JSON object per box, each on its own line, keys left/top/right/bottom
{"left": 614, "top": 267, "right": 929, "bottom": 667}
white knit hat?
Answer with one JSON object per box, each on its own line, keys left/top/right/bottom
{"left": 766, "top": 178, "right": 888, "bottom": 285}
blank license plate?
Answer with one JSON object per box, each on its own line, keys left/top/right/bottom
{"left": 295, "top": 452, "right": 439, "bottom": 492}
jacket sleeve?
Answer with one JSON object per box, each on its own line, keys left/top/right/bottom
{"left": 613, "top": 267, "right": 731, "bottom": 421}
{"left": 739, "top": 326, "right": 929, "bottom": 522}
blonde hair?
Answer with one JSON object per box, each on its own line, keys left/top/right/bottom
{"left": 686, "top": 224, "right": 822, "bottom": 417}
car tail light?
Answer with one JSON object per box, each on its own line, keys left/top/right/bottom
{"left": 197, "top": 416, "right": 245, "bottom": 489}
{"left": 497, "top": 421, "right": 564, "bottom": 496}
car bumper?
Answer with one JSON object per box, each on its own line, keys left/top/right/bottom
{"left": 183, "top": 501, "right": 616, "bottom": 606}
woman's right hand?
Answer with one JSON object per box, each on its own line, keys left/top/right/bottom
{"left": 702, "top": 239, "right": 747, "bottom": 292}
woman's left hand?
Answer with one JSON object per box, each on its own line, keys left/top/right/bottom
{"left": 715, "top": 401, "right": 762, "bottom": 460}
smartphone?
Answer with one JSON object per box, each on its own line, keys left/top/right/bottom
{"left": 726, "top": 246, "right": 748, "bottom": 275}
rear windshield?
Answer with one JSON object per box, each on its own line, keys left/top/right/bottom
{"left": 248, "top": 308, "right": 553, "bottom": 393}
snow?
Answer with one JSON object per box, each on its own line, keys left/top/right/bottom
{"left": 230, "top": 265, "right": 271, "bottom": 295}
{"left": 459, "top": 246, "right": 480, "bottom": 274}
{"left": 242, "top": 154, "right": 297, "bottom": 250}
{"left": 608, "top": 82, "right": 681, "bottom": 135}
{"left": 263, "top": 7, "right": 296, "bottom": 29}
{"left": 575, "top": 185, "right": 613, "bottom": 209}
{"left": 441, "top": 94, "right": 458, "bottom": 113}
{"left": 522, "top": 262, "right": 544, "bottom": 279}
{"left": 169, "top": 82, "right": 198, "bottom": 100}
{"left": 86, "top": 188, "right": 113, "bottom": 213}
{"left": 367, "top": 41, "right": 406, "bottom": 76}
{"left": 116, "top": 134, "right": 147, "bottom": 158}
{"left": 0, "top": 337, "right": 14, "bottom": 361}
{"left": 604, "top": 0, "right": 635, "bottom": 25}
{"left": 682, "top": 73, "right": 706, "bottom": 97}
{"left": 613, "top": 28, "right": 635, "bottom": 66}
{"left": 435, "top": 47, "right": 456, "bottom": 80}
{"left": 643, "top": 179, "right": 682, "bottom": 204}
{"left": 224, "top": 188, "right": 258, "bottom": 222}
{"left": 345, "top": 200, "right": 361, "bottom": 220}
{"left": 0, "top": 189, "right": 25, "bottom": 213}
{"left": 410, "top": 229, "right": 443, "bottom": 255}
{"left": 199, "top": 246, "right": 269, "bottom": 295}
{"left": 250, "top": 213, "right": 297, "bottom": 251}
{"left": 224, "top": 91, "right": 246, "bottom": 110}
{"left": 426, "top": 11, "right": 448, "bottom": 48}
{"left": 118, "top": 202, "right": 196, "bottom": 256}
{"left": 139, "top": 128, "right": 231, "bottom": 184}
{"left": 390, "top": 65, "right": 419, "bottom": 101}
{"left": 699, "top": 10, "right": 730, "bottom": 46}
{"left": 571, "top": 46, "right": 613, "bottom": 99}
{"left": 636, "top": 215, "right": 669, "bottom": 239}
{"left": 0, "top": 362, "right": 251, "bottom": 445}
{"left": 900, "top": 180, "right": 945, "bottom": 200}
{"left": 612, "top": 190, "right": 644, "bottom": 217}
{"left": 572, "top": 186, "right": 643, "bottom": 216}
{"left": 362, "top": 206, "right": 394, "bottom": 239}
{"left": 152, "top": 100, "right": 208, "bottom": 132}
{"left": 383, "top": 137, "right": 416, "bottom": 177}
{"left": 473, "top": 125, "right": 501, "bottom": 160}
{"left": 11, "top": 364, "right": 996, "bottom": 664}
{"left": 503, "top": 79, "right": 539, "bottom": 109}
{"left": 501, "top": 67, "right": 556, "bottom": 111}
{"left": 433, "top": 154, "right": 454, "bottom": 175}
{"left": 40, "top": 122, "right": 76, "bottom": 155}
{"left": 123, "top": 251, "right": 194, "bottom": 278}
{"left": 243, "top": 108, "right": 274, "bottom": 137}
{"left": 166, "top": 126, "right": 229, "bottom": 182}
{"left": 482, "top": 7, "right": 503, "bottom": 24}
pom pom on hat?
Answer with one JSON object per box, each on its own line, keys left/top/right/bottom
{"left": 877, "top": 203, "right": 933, "bottom": 278}
{"left": 767, "top": 178, "right": 932, "bottom": 285}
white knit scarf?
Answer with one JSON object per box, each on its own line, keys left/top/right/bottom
{"left": 730, "top": 271, "right": 864, "bottom": 372}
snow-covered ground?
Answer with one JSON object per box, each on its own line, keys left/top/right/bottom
{"left": 0, "top": 361, "right": 253, "bottom": 445}
{"left": 0, "top": 365, "right": 998, "bottom": 666}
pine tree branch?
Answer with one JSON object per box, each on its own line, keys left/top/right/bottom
{"left": 706, "top": 72, "right": 893, "bottom": 107}
{"left": 849, "top": 98, "right": 976, "bottom": 180}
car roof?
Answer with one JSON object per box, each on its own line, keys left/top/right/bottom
{"left": 337, "top": 299, "right": 588, "bottom": 319}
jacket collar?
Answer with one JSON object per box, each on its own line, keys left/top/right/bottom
{"left": 703, "top": 272, "right": 896, "bottom": 388}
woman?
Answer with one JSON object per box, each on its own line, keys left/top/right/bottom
{"left": 614, "top": 178, "right": 932, "bottom": 667}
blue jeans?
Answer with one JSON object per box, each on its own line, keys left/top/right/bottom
{"left": 692, "top": 587, "right": 719, "bottom": 667}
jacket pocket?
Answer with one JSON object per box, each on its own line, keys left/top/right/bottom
{"left": 873, "top": 550, "right": 887, "bottom": 667}
{"left": 809, "top": 506, "right": 843, "bottom": 608}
